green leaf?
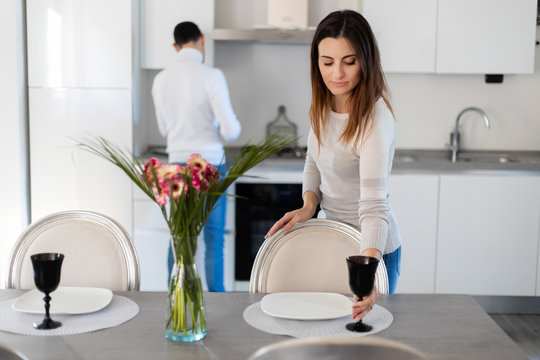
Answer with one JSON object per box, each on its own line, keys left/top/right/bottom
{"left": 74, "top": 132, "right": 297, "bottom": 238}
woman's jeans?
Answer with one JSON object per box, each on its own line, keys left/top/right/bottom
{"left": 382, "top": 246, "right": 401, "bottom": 294}
{"left": 167, "top": 164, "right": 227, "bottom": 292}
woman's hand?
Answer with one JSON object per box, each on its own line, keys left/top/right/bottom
{"left": 265, "top": 207, "right": 315, "bottom": 238}
{"left": 351, "top": 248, "right": 382, "bottom": 320}
{"left": 265, "top": 191, "right": 319, "bottom": 238}
{"left": 351, "top": 284, "right": 379, "bottom": 322}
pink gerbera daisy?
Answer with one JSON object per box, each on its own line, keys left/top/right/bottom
{"left": 156, "top": 164, "right": 181, "bottom": 183}
{"left": 187, "top": 154, "right": 208, "bottom": 172}
{"left": 169, "top": 177, "right": 187, "bottom": 200}
{"left": 142, "top": 157, "right": 162, "bottom": 184}
{"left": 152, "top": 186, "right": 168, "bottom": 206}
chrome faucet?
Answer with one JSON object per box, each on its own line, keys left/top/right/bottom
{"left": 447, "top": 107, "right": 491, "bottom": 163}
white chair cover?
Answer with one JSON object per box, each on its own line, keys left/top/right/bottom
{"left": 250, "top": 219, "right": 389, "bottom": 294}
{"left": 7, "top": 210, "right": 140, "bottom": 291}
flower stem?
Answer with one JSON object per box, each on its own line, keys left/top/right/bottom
{"left": 166, "top": 241, "right": 207, "bottom": 338}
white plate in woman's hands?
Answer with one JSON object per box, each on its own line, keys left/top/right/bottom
{"left": 12, "top": 286, "right": 113, "bottom": 315}
{"left": 260, "top": 292, "right": 352, "bottom": 320}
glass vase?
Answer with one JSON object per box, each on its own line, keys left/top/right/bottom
{"left": 165, "top": 235, "right": 206, "bottom": 342}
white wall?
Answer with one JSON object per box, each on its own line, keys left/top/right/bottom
{"left": 218, "top": 26, "right": 540, "bottom": 150}
{"left": 0, "top": 0, "right": 30, "bottom": 288}
{"left": 387, "top": 27, "right": 540, "bottom": 151}
{"left": 215, "top": 42, "right": 313, "bottom": 146}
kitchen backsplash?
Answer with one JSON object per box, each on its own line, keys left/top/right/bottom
{"left": 139, "top": 19, "right": 540, "bottom": 153}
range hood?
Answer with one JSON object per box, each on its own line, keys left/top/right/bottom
{"left": 212, "top": 28, "right": 314, "bottom": 44}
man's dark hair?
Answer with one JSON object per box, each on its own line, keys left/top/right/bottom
{"left": 174, "top": 21, "right": 202, "bottom": 46}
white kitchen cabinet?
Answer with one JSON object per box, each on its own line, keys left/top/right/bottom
{"left": 27, "top": 0, "right": 134, "bottom": 234}
{"left": 436, "top": 0, "right": 537, "bottom": 74}
{"left": 0, "top": 0, "right": 29, "bottom": 287}
{"left": 133, "top": 229, "right": 170, "bottom": 291}
{"left": 436, "top": 174, "right": 540, "bottom": 296}
{"left": 29, "top": 88, "right": 133, "bottom": 232}
{"left": 537, "top": 218, "right": 540, "bottom": 296}
{"left": 26, "top": 0, "right": 131, "bottom": 88}
{"left": 133, "top": 186, "right": 169, "bottom": 291}
{"left": 224, "top": 193, "right": 236, "bottom": 291}
{"left": 140, "top": 0, "right": 215, "bottom": 69}
{"left": 362, "top": 0, "right": 536, "bottom": 74}
{"left": 133, "top": 191, "right": 168, "bottom": 231}
{"left": 388, "top": 174, "right": 439, "bottom": 293}
{"left": 363, "top": 0, "right": 437, "bottom": 73}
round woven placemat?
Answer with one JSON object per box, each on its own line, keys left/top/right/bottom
{"left": 0, "top": 295, "right": 139, "bottom": 336}
{"left": 243, "top": 301, "right": 392, "bottom": 338}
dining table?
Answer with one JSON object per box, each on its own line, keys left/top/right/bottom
{"left": 0, "top": 290, "right": 528, "bottom": 360}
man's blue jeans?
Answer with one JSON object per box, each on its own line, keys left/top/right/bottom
{"left": 382, "top": 246, "right": 401, "bottom": 294}
{"left": 167, "top": 165, "right": 227, "bottom": 292}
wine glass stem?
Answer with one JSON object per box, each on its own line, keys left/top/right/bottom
{"left": 43, "top": 294, "right": 51, "bottom": 321}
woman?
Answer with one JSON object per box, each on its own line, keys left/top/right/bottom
{"left": 265, "top": 10, "right": 402, "bottom": 322}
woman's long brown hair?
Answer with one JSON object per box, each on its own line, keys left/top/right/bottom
{"left": 309, "top": 10, "right": 393, "bottom": 151}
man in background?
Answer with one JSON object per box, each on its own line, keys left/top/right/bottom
{"left": 152, "top": 21, "right": 241, "bottom": 292}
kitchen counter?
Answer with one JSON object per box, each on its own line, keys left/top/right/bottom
{"left": 391, "top": 149, "right": 540, "bottom": 174}
{"left": 142, "top": 146, "right": 540, "bottom": 175}
{"left": 229, "top": 148, "right": 540, "bottom": 175}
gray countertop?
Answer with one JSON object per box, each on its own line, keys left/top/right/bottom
{"left": 143, "top": 146, "right": 540, "bottom": 175}
{"left": 235, "top": 148, "right": 540, "bottom": 175}
{"left": 0, "top": 291, "right": 529, "bottom": 359}
{"left": 391, "top": 149, "right": 540, "bottom": 174}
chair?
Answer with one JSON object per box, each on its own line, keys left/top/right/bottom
{"left": 7, "top": 210, "right": 140, "bottom": 291}
{"left": 250, "top": 219, "right": 389, "bottom": 294}
{"left": 0, "top": 344, "right": 27, "bottom": 360}
{"left": 248, "top": 336, "right": 427, "bottom": 360}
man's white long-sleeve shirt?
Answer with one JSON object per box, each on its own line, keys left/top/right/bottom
{"left": 152, "top": 48, "right": 241, "bottom": 164}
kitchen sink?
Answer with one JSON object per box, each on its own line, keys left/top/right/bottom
{"left": 392, "top": 150, "right": 535, "bottom": 165}
{"left": 457, "top": 152, "right": 520, "bottom": 163}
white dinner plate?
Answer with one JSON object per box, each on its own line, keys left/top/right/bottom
{"left": 12, "top": 286, "right": 113, "bottom": 315}
{"left": 260, "top": 292, "right": 352, "bottom": 320}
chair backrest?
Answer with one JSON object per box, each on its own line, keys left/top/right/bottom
{"left": 248, "top": 336, "right": 427, "bottom": 360}
{"left": 0, "top": 343, "right": 27, "bottom": 360}
{"left": 7, "top": 210, "right": 140, "bottom": 291}
{"left": 250, "top": 219, "right": 389, "bottom": 294}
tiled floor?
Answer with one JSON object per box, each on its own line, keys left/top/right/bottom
{"left": 490, "top": 314, "right": 540, "bottom": 360}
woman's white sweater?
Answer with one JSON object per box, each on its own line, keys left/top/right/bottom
{"left": 303, "top": 99, "right": 402, "bottom": 255}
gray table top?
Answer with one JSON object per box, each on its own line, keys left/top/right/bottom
{"left": 0, "top": 291, "right": 528, "bottom": 360}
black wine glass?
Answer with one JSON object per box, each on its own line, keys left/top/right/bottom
{"left": 345, "top": 255, "right": 379, "bottom": 332}
{"left": 30, "top": 253, "right": 64, "bottom": 330}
